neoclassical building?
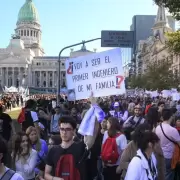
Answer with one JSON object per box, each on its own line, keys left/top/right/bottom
{"left": 0, "top": 0, "right": 94, "bottom": 93}
{"left": 136, "top": 5, "right": 180, "bottom": 76}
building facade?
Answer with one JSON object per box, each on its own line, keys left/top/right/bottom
{"left": 121, "top": 48, "right": 132, "bottom": 77}
{"left": 136, "top": 5, "right": 180, "bottom": 76}
{"left": 0, "top": 0, "right": 94, "bottom": 93}
{"left": 130, "top": 14, "right": 175, "bottom": 60}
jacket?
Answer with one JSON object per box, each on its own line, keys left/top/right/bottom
{"left": 117, "top": 141, "right": 165, "bottom": 180}
{"left": 125, "top": 149, "right": 157, "bottom": 180}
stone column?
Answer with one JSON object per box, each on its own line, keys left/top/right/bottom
{"left": 28, "top": 65, "right": 31, "bottom": 87}
{"left": 40, "top": 71, "right": 42, "bottom": 87}
{"left": 33, "top": 71, "right": 35, "bottom": 87}
{"left": 12, "top": 68, "right": 15, "bottom": 86}
{"left": 52, "top": 71, "right": 55, "bottom": 87}
{"left": 34, "top": 71, "right": 36, "bottom": 87}
{"left": 6, "top": 68, "right": 8, "bottom": 87}
{"left": 46, "top": 71, "right": 48, "bottom": 88}
{"left": 19, "top": 68, "right": 21, "bottom": 86}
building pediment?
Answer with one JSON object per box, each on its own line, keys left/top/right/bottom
{"left": 0, "top": 55, "right": 26, "bottom": 64}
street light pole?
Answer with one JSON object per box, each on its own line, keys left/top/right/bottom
{"left": 57, "top": 38, "right": 101, "bottom": 104}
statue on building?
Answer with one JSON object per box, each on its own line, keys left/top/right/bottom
{"left": 11, "top": 34, "right": 20, "bottom": 39}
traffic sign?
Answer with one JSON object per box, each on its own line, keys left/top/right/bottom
{"left": 101, "top": 30, "right": 134, "bottom": 48}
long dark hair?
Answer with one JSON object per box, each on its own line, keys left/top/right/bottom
{"left": 12, "top": 132, "right": 31, "bottom": 166}
{"left": 107, "top": 117, "right": 120, "bottom": 137}
{"left": 137, "top": 131, "right": 159, "bottom": 152}
{"left": 132, "top": 123, "right": 151, "bottom": 144}
{"left": 146, "top": 107, "right": 159, "bottom": 129}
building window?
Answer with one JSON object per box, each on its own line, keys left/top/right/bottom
{"left": 50, "top": 80, "right": 52, "bottom": 87}
{"left": 62, "top": 63, "right": 64, "bottom": 66}
{"left": 27, "top": 30, "right": 29, "bottom": 36}
{"left": 37, "top": 80, "right": 40, "bottom": 87}
{"left": 43, "top": 81, "right": 46, "bottom": 87}
{"left": 21, "top": 30, "right": 23, "bottom": 36}
{"left": 34, "top": 31, "right": 36, "bottom": 37}
{"left": 24, "top": 30, "right": 26, "bottom": 36}
{"left": 31, "top": 30, "right": 33, "bottom": 36}
{"left": 50, "top": 73, "right": 52, "bottom": 77}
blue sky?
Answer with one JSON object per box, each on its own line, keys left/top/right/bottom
{"left": 0, "top": 0, "right": 159, "bottom": 56}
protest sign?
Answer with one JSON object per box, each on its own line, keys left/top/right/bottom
{"left": 65, "top": 48, "right": 126, "bottom": 100}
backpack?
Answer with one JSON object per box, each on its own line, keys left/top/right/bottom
{"left": 17, "top": 108, "right": 25, "bottom": 124}
{"left": 101, "top": 133, "right": 121, "bottom": 164}
{"left": 0, "top": 169, "right": 15, "bottom": 180}
{"left": 21, "top": 111, "right": 35, "bottom": 132}
{"left": 55, "top": 154, "right": 81, "bottom": 180}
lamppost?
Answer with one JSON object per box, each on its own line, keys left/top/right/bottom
{"left": 57, "top": 38, "right": 101, "bottom": 104}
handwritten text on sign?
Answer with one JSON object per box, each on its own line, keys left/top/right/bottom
{"left": 65, "top": 48, "right": 126, "bottom": 100}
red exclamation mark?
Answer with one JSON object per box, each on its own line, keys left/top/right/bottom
{"left": 116, "top": 75, "right": 124, "bottom": 89}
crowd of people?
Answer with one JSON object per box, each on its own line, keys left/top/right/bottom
{"left": 0, "top": 94, "right": 24, "bottom": 111}
{"left": 0, "top": 94, "right": 180, "bottom": 180}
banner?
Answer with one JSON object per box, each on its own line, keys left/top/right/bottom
{"left": 66, "top": 48, "right": 126, "bottom": 100}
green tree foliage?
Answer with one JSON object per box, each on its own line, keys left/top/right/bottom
{"left": 130, "top": 61, "right": 178, "bottom": 90}
{"left": 128, "top": 75, "right": 144, "bottom": 89}
{"left": 154, "top": 0, "right": 180, "bottom": 21}
{"left": 166, "top": 31, "right": 180, "bottom": 55}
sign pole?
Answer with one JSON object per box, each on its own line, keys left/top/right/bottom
{"left": 57, "top": 38, "right": 101, "bottom": 104}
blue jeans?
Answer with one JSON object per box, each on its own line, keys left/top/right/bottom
{"left": 165, "top": 158, "right": 174, "bottom": 180}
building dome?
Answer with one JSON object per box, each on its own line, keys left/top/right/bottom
{"left": 17, "top": 0, "right": 39, "bottom": 24}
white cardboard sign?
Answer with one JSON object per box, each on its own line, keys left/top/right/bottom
{"left": 65, "top": 48, "right": 126, "bottom": 100}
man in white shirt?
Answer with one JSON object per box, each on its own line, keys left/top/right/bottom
{"left": 0, "top": 136, "right": 24, "bottom": 180}
{"left": 156, "top": 108, "right": 180, "bottom": 180}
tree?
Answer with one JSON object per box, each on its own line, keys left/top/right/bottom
{"left": 128, "top": 75, "right": 147, "bottom": 89}
{"left": 166, "top": 31, "right": 180, "bottom": 55}
{"left": 154, "top": 0, "right": 180, "bottom": 21}
{"left": 130, "top": 61, "right": 178, "bottom": 90}
{"left": 145, "top": 61, "right": 179, "bottom": 90}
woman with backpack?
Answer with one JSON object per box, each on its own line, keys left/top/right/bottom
{"left": 125, "top": 131, "right": 159, "bottom": 180}
{"left": 101, "top": 117, "right": 127, "bottom": 180}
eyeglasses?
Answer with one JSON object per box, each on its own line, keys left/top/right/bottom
{"left": 60, "top": 128, "right": 73, "bottom": 132}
